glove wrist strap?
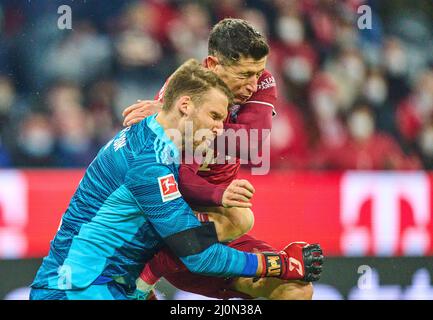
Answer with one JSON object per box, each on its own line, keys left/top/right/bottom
{"left": 261, "top": 252, "right": 283, "bottom": 278}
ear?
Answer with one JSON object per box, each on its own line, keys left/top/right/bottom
{"left": 206, "top": 56, "right": 219, "bottom": 71}
{"left": 176, "top": 96, "right": 194, "bottom": 116}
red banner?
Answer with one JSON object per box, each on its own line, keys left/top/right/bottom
{"left": 1, "top": 169, "right": 433, "bottom": 258}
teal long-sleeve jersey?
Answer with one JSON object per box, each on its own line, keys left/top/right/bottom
{"left": 31, "top": 115, "right": 258, "bottom": 290}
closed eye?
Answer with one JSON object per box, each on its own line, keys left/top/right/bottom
{"left": 211, "top": 112, "right": 224, "bottom": 121}
{"left": 240, "top": 70, "right": 264, "bottom": 79}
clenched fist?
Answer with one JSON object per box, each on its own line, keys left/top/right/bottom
{"left": 222, "top": 179, "right": 256, "bottom": 208}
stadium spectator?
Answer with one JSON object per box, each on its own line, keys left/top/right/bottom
{"left": 272, "top": 7, "right": 318, "bottom": 108}
{"left": 396, "top": 69, "right": 433, "bottom": 148}
{"left": 13, "top": 112, "right": 56, "bottom": 167}
{"left": 307, "top": 72, "right": 347, "bottom": 155}
{"left": 43, "top": 20, "right": 112, "bottom": 85}
{"left": 52, "top": 103, "right": 99, "bottom": 167}
{"left": 318, "top": 102, "right": 422, "bottom": 170}
{"left": 270, "top": 100, "right": 309, "bottom": 169}
{"left": 0, "top": 0, "right": 431, "bottom": 171}
{"left": 167, "top": 2, "right": 211, "bottom": 63}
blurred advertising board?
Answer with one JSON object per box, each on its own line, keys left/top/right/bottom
{"left": 0, "top": 169, "right": 433, "bottom": 258}
{"left": 1, "top": 257, "right": 433, "bottom": 300}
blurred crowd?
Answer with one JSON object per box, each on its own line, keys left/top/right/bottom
{"left": 0, "top": 0, "right": 432, "bottom": 170}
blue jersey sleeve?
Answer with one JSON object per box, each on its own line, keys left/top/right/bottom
{"left": 125, "top": 163, "right": 258, "bottom": 277}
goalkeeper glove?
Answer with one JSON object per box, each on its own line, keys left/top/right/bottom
{"left": 260, "top": 242, "right": 323, "bottom": 282}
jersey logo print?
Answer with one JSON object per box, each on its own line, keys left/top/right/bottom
{"left": 158, "top": 174, "right": 181, "bottom": 202}
{"left": 288, "top": 257, "right": 304, "bottom": 276}
{"left": 257, "top": 75, "right": 276, "bottom": 91}
{"left": 113, "top": 127, "right": 131, "bottom": 152}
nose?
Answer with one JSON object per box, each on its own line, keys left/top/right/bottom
{"left": 246, "top": 76, "right": 258, "bottom": 94}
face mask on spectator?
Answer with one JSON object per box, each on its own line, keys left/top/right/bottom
{"left": 312, "top": 91, "right": 338, "bottom": 121}
{"left": 419, "top": 126, "right": 433, "bottom": 158}
{"left": 59, "top": 132, "right": 90, "bottom": 154}
{"left": 283, "top": 56, "right": 312, "bottom": 84}
{"left": 364, "top": 76, "right": 388, "bottom": 105}
{"left": 342, "top": 55, "right": 365, "bottom": 83}
{"left": 336, "top": 25, "right": 357, "bottom": 49}
{"left": 277, "top": 16, "right": 304, "bottom": 46}
{"left": 116, "top": 31, "right": 162, "bottom": 66}
{"left": 415, "top": 90, "right": 433, "bottom": 117}
{"left": 348, "top": 111, "right": 374, "bottom": 141}
{"left": 0, "top": 80, "right": 14, "bottom": 114}
{"left": 20, "top": 127, "right": 55, "bottom": 158}
{"left": 385, "top": 48, "right": 407, "bottom": 76}
{"left": 58, "top": 106, "right": 93, "bottom": 154}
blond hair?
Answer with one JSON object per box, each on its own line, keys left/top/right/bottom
{"left": 163, "top": 59, "right": 233, "bottom": 110}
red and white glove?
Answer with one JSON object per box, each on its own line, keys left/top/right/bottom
{"left": 259, "top": 242, "right": 323, "bottom": 282}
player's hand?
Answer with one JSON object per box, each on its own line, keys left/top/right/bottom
{"left": 222, "top": 179, "right": 255, "bottom": 208}
{"left": 261, "top": 242, "right": 323, "bottom": 282}
{"left": 122, "top": 100, "right": 163, "bottom": 127}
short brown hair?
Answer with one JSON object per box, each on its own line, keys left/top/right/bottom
{"left": 163, "top": 59, "right": 234, "bottom": 110}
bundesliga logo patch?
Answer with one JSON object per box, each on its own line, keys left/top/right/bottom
{"left": 158, "top": 174, "right": 181, "bottom": 202}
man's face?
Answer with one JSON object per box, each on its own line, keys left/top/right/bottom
{"left": 211, "top": 55, "right": 267, "bottom": 105}
{"left": 187, "top": 88, "right": 228, "bottom": 151}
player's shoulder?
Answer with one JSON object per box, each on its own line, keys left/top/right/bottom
{"left": 121, "top": 120, "right": 155, "bottom": 153}
{"left": 128, "top": 160, "right": 173, "bottom": 179}
{"left": 256, "top": 69, "right": 277, "bottom": 93}
{"left": 241, "top": 69, "right": 277, "bottom": 115}
{"left": 127, "top": 121, "right": 178, "bottom": 175}
{"left": 126, "top": 155, "right": 177, "bottom": 194}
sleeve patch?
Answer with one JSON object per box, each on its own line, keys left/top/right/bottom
{"left": 257, "top": 75, "right": 276, "bottom": 91}
{"left": 158, "top": 174, "right": 181, "bottom": 202}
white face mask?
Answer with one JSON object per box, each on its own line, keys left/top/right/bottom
{"left": 364, "top": 76, "right": 388, "bottom": 105}
{"left": 20, "top": 127, "right": 55, "bottom": 157}
{"left": 336, "top": 26, "right": 357, "bottom": 49}
{"left": 342, "top": 56, "right": 365, "bottom": 83}
{"left": 419, "top": 127, "right": 433, "bottom": 158}
{"left": 277, "top": 16, "right": 304, "bottom": 46}
{"left": 271, "top": 114, "right": 293, "bottom": 149}
{"left": 385, "top": 48, "right": 407, "bottom": 76}
{"left": 312, "top": 91, "right": 338, "bottom": 121}
{"left": 283, "top": 56, "right": 312, "bottom": 84}
{"left": 415, "top": 90, "right": 433, "bottom": 117}
{"left": 348, "top": 111, "right": 374, "bottom": 140}
{"left": 0, "top": 82, "right": 14, "bottom": 114}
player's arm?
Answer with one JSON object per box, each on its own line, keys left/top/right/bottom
{"left": 125, "top": 163, "right": 261, "bottom": 278}
{"left": 126, "top": 164, "right": 323, "bottom": 280}
{"left": 179, "top": 163, "right": 255, "bottom": 208}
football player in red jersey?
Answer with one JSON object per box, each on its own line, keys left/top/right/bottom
{"left": 123, "top": 18, "right": 323, "bottom": 300}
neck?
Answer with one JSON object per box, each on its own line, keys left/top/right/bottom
{"left": 155, "top": 111, "right": 184, "bottom": 150}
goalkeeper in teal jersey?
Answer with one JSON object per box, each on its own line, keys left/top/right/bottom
{"left": 30, "top": 59, "right": 313, "bottom": 300}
